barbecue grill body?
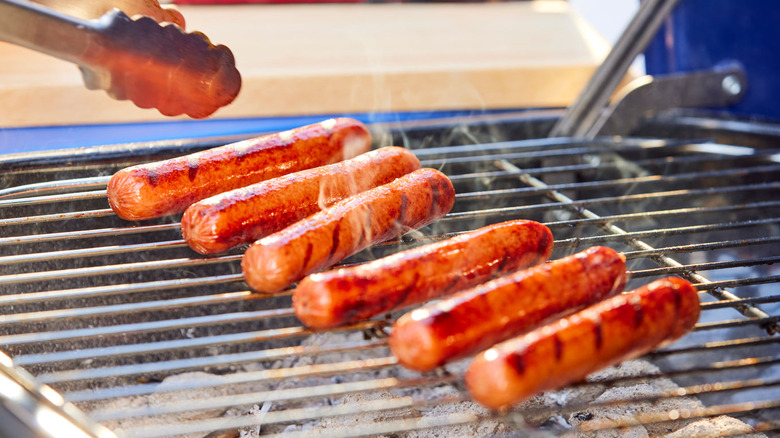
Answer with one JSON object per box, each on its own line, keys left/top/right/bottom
{"left": 0, "top": 113, "right": 778, "bottom": 437}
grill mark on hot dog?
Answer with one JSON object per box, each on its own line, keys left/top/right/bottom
{"left": 592, "top": 316, "right": 604, "bottom": 350}
{"left": 302, "top": 243, "right": 314, "bottom": 273}
{"left": 507, "top": 351, "right": 526, "bottom": 375}
{"left": 428, "top": 180, "right": 441, "bottom": 219}
{"left": 399, "top": 194, "right": 410, "bottom": 222}
{"left": 536, "top": 231, "right": 552, "bottom": 264}
{"left": 329, "top": 224, "right": 341, "bottom": 262}
{"left": 553, "top": 334, "right": 564, "bottom": 361}
{"left": 672, "top": 285, "right": 682, "bottom": 323}
{"left": 358, "top": 205, "right": 374, "bottom": 248}
{"left": 188, "top": 162, "right": 199, "bottom": 181}
{"left": 631, "top": 295, "right": 644, "bottom": 328}
{"left": 394, "top": 272, "right": 421, "bottom": 308}
{"left": 439, "top": 275, "right": 463, "bottom": 296}
{"left": 495, "top": 252, "right": 511, "bottom": 274}
{"left": 147, "top": 169, "right": 159, "bottom": 187}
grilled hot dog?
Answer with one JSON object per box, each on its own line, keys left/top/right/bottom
{"left": 293, "top": 220, "right": 553, "bottom": 329}
{"left": 389, "top": 246, "right": 627, "bottom": 372}
{"left": 465, "top": 277, "right": 700, "bottom": 410}
{"left": 107, "top": 118, "right": 371, "bottom": 221}
{"left": 242, "top": 168, "right": 455, "bottom": 293}
{"left": 181, "top": 147, "right": 421, "bottom": 254}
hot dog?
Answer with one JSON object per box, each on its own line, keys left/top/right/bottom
{"left": 181, "top": 147, "right": 421, "bottom": 254}
{"left": 242, "top": 168, "right": 455, "bottom": 293}
{"left": 107, "top": 118, "right": 372, "bottom": 221}
{"left": 465, "top": 277, "right": 700, "bottom": 410}
{"left": 293, "top": 220, "right": 554, "bottom": 329}
{"left": 389, "top": 246, "right": 627, "bottom": 372}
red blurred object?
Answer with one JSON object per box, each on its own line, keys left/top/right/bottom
{"left": 173, "top": 0, "right": 366, "bottom": 3}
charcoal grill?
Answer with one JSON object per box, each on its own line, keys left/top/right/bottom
{"left": 0, "top": 108, "right": 779, "bottom": 437}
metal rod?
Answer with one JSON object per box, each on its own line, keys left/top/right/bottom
{"left": 0, "top": 274, "right": 242, "bottom": 305}
{"left": 442, "top": 181, "right": 780, "bottom": 222}
{"left": 16, "top": 320, "right": 381, "bottom": 367}
{"left": 39, "top": 339, "right": 387, "bottom": 385}
{"left": 0, "top": 291, "right": 257, "bottom": 325}
{"left": 0, "top": 308, "right": 293, "bottom": 346}
{"left": 0, "top": 253, "right": 241, "bottom": 285}
{"left": 549, "top": 0, "right": 682, "bottom": 137}
{"left": 0, "top": 190, "right": 106, "bottom": 208}
{"left": 0, "top": 239, "right": 189, "bottom": 265}
{"left": 0, "top": 223, "right": 179, "bottom": 247}
{"left": 0, "top": 175, "right": 110, "bottom": 199}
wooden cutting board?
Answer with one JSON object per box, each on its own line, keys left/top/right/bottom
{"left": 0, "top": 1, "right": 620, "bottom": 128}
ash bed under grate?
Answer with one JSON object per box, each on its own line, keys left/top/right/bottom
{"left": 0, "top": 113, "right": 778, "bottom": 438}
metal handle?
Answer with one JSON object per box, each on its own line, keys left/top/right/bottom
{"left": 549, "top": 0, "right": 681, "bottom": 138}
{"left": 0, "top": 0, "right": 100, "bottom": 66}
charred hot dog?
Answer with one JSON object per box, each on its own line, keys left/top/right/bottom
{"left": 465, "top": 276, "right": 700, "bottom": 410}
{"left": 242, "top": 168, "right": 455, "bottom": 293}
{"left": 107, "top": 118, "right": 371, "bottom": 221}
{"left": 293, "top": 220, "right": 553, "bottom": 329}
{"left": 389, "top": 246, "right": 627, "bottom": 372}
{"left": 181, "top": 147, "right": 420, "bottom": 254}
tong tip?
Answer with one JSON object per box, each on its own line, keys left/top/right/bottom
{"left": 83, "top": 10, "right": 242, "bottom": 119}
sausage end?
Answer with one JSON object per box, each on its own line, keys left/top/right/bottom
{"left": 107, "top": 168, "right": 152, "bottom": 221}
{"left": 242, "top": 242, "right": 295, "bottom": 293}
{"left": 389, "top": 310, "right": 448, "bottom": 372}
{"left": 293, "top": 273, "right": 343, "bottom": 329}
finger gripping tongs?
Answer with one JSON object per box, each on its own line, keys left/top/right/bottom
{"left": 0, "top": 0, "right": 242, "bottom": 118}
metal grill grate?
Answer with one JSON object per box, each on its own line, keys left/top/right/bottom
{"left": 0, "top": 114, "right": 778, "bottom": 437}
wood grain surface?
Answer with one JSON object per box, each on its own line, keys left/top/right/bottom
{"left": 0, "top": 1, "right": 617, "bottom": 127}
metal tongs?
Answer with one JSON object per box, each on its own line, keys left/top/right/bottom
{"left": 0, "top": 0, "right": 242, "bottom": 119}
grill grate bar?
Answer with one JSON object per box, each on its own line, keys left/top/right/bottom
{"left": 0, "top": 176, "right": 110, "bottom": 199}
{"left": 0, "top": 190, "right": 106, "bottom": 208}
{"left": 15, "top": 320, "right": 381, "bottom": 367}
{"left": 406, "top": 136, "right": 676, "bottom": 157}
{"left": 0, "top": 239, "right": 189, "bottom": 265}
{"left": 0, "top": 274, "right": 243, "bottom": 305}
{"left": 560, "top": 400, "right": 780, "bottom": 437}
{"left": 555, "top": 218, "right": 780, "bottom": 246}
{"left": 0, "top": 208, "right": 115, "bottom": 227}
{"left": 694, "top": 275, "right": 780, "bottom": 291}
{"left": 621, "top": 236, "right": 780, "bottom": 258}
{"left": 630, "top": 255, "right": 780, "bottom": 278}
{"left": 457, "top": 163, "right": 780, "bottom": 201}
{"left": 60, "top": 335, "right": 779, "bottom": 404}
{"left": 699, "top": 295, "right": 780, "bottom": 311}
{"left": 0, "top": 223, "right": 179, "bottom": 247}
{"left": 495, "top": 160, "right": 775, "bottom": 327}
{"left": 448, "top": 148, "right": 780, "bottom": 185}
{"left": 0, "top": 291, "right": 258, "bottom": 326}
{"left": 88, "top": 375, "right": 457, "bottom": 423}
{"left": 442, "top": 181, "right": 780, "bottom": 222}
{"left": 39, "top": 339, "right": 388, "bottom": 385}
{"left": 0, "top": 308, "right": 294, "bottom": 346}
{"left": 544, "top": 200, "right": 780, "bottom": 229}
{"left": 694, "top": 316, "right": 780, "bottom": 331}
{"left": 649, "top": 336, "right": 779, "bottom": 357}
{"left": 0, "top": 254, "right": 241, "bottom": 286}
{"left": 65, "top": 356, "right": 398, "bottom": 403}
